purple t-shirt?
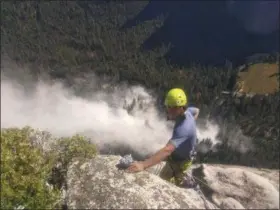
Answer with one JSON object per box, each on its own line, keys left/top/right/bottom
{"left": 168, "top": 107, "right": 197, "bottom": 160}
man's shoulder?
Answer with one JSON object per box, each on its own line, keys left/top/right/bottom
{"left": 174, "top": 115, "right": 195, "bottom": 133}
{"left": 186, "top": 106, "right": 198, "bottom": 113}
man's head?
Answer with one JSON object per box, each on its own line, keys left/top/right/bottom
{"left": 164, "top": 88, "right": 187, "bottom": 120}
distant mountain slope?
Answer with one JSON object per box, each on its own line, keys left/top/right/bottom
{"left": 123, "top": 1, "right": 279, "bottom": 67}
{"left": 236, "top": 63, "right": 279, "bottom": 94}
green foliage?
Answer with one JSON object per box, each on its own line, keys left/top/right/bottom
{"left": 49, "top": 135, "right": 98, "bottom": 189}
{"left": 1, "top": 126, "right": 97, "bottom": 209}
{"left": 54, "top": 45, "right": 79, "bottom": 66}
{"left": 1, "top": 127, "right": 60, "bottom": 209}
{"left": 53, "top": 134, "right": 97, "bottom": 167}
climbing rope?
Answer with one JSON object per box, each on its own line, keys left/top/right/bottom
{"left": 185, "top": 171, "right": 214, "bottom": 209}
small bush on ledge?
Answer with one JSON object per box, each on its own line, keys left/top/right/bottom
{"left": 1, "top": 126, "right": 97, "bottom": 209}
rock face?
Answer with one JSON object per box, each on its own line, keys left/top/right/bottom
{"left": 65, "top": 155, "right": 279, "bottom": 209}
{"left": 197, "top": 164, "right": 279, "bottom": 209}
{"left": 66, "top": 155, "right": 215, "bottom": 209}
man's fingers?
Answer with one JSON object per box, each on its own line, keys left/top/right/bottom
{"left": 126, "top": 165, "right": 135, "bottom": 173}
{"left": 125, "top": 162, "right": 140, "bottom": 173}
{"left": 129, "top": 166, "right": 139, "bottom": 173}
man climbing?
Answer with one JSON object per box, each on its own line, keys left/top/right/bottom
{"left": 126, "top": 88, "right": 199, "bottom": 187}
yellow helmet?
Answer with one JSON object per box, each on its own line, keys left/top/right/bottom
{"left": 164, "top": 88, "right": 187, "bottom": 107}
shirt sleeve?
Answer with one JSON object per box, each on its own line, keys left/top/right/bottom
{"left": 168, "top": 125, "right": 187, "bottom": 148}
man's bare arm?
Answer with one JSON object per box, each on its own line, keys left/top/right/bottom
{"left": 142, "top": 143, "right": 175, "bottom": 169}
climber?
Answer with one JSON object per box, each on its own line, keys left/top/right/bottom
{"left": 126, "top": 88, "right": 199, "bottom": 187}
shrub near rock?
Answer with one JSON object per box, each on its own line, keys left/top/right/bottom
{"left": 1, "top": 127, "right": 60, "bottom": 209}
{"left": 49, "top": 134, "right": 98, "bottom": 190}
{"left": 1, "top": 126, "right": 97, "bottom": 209}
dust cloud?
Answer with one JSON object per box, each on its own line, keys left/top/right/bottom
{"left": 1, "top": 61, "right": 250, "bottom": 158}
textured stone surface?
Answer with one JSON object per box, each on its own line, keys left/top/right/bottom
{"left": 65, "top": 155, "right": 279, "bottom": 209}
{"left": 220, "top": 197, "right": 245, "bottom": 209}
{"left": 200, "top": 164, "right": 279, "bottom": 209}
{"left": 66, "top": 155, "right": 215, "bottom": 209}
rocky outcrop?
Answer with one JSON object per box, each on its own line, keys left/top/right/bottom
{"left": 195, "top": 164, "right": 279, "bottom": 209}
{"left": 66, "top": 155, "right": 216, "bottom": 209}
{"left": 65, "top": 155, "right": 279, "bottom": 209}
{"left": 149, "top": 162, "right": 279, "bottom": 209}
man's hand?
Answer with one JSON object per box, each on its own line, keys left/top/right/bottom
{"left": 126, "top": 143, "right": 175, "bottom": 174}
{"left": 188, "top": 107, "right": 200, "bottom": 120}
{"left": 193, "top": 108, "right": 200, "bottom": 120}
{"left": 126, "top": 161, "right": 145, "bottom": 173}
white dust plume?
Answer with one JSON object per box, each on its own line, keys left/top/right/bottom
{"left": 1, "top": 63, "right": 226, "bottom": 157}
